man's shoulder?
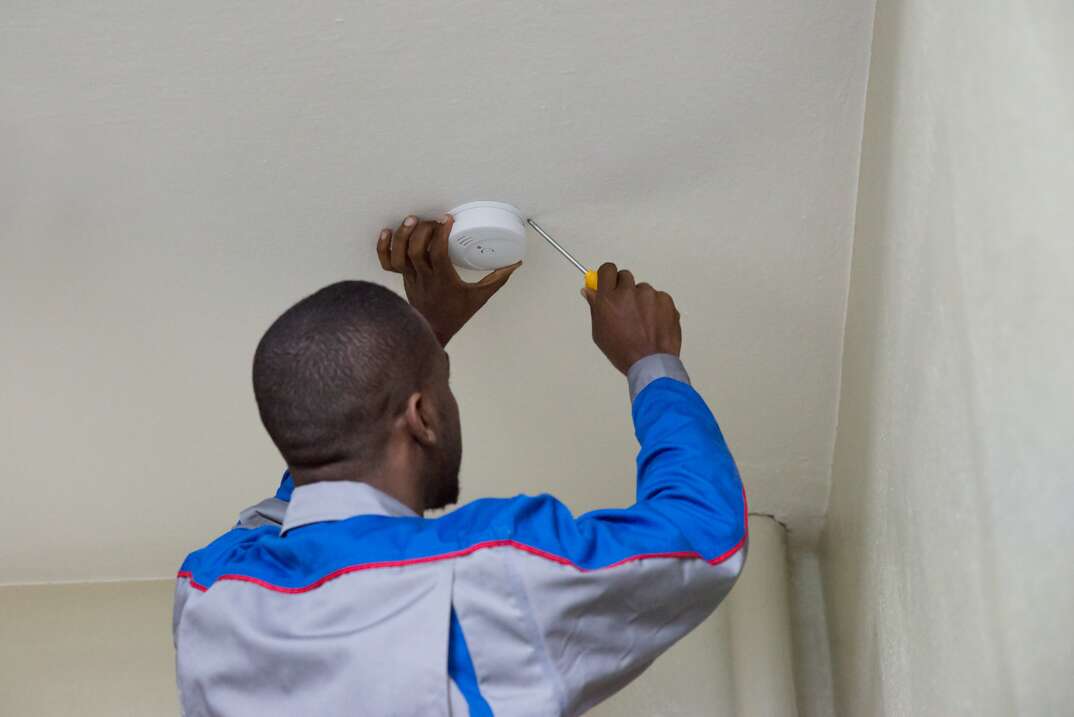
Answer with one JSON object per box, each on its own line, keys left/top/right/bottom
{"left": 438, "top": 492, "right": 570, "bottom": 533}
{"left": 174, "top": 493, "right": 574, "bottom": 594}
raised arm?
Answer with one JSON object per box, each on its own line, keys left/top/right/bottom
{"left": 449, "top": 264, "right": 746, "bottom": 715}
{"left": 581, "top": 262, "right": 746, "bottom": 558}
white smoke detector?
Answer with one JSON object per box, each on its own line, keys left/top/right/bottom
{"left": 447, "top": 201, "right": 527, "bottom": 271}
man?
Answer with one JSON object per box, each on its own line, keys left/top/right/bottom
{"left": 174, "top": 213, "right": 747, "bottom": 716}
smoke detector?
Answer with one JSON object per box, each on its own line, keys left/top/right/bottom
{"left": 447, "top": 201, "right": 527, "bottom": 271}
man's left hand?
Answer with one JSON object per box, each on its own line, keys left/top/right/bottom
{"left": 377, "top": 214, "right": 522, "bottom": 346}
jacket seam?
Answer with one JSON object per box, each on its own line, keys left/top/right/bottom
{"left": 176, "top": 527, "right": 746, "bottom": 594}
{"left": 498, "top": 548, "right": 570, "bottom": 714}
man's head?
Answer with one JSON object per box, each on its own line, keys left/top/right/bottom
{"left": 252, "top": 281, "right": 461, "bottom": 511}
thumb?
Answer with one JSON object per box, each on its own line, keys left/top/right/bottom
{"left": 475, "top": 261, "right": 522, "bottom": 289}
{"left": 580, "top": 287, "right": 596, "bottom": 307}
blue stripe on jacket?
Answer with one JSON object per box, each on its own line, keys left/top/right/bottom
{"left": 179, "top": 378, "right": 745, "bottom": 591}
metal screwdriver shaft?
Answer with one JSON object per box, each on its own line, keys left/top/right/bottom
{"left": 527, "top": 219, "right": 586, "bottom": 274}
{"left": 526, "top": 218, "right": 599, "bottom": 290}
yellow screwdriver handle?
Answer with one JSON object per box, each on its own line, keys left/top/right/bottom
{"left": 584, "top": 270, "right": 598, "bottom": 291}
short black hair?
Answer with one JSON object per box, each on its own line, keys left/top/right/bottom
{"left": 252, "top": 280, "right": 437, "bottom": 471}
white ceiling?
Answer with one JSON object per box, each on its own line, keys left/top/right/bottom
{"left": 1, "top": 1, "right": 874, "bottom": 583}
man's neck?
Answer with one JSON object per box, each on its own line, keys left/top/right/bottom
{"left": 289, "top": 460, "right": 424, "bottom": 515}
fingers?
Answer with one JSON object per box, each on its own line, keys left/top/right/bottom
{"left": 391, "top": 215, "right": 418, "bottom": 272}
{"left": 384, "top": 215, "right": 444, "bottom": 275}
{"left": 377, "top": 229, "right": 393, "bottom": 272}
{"left": 597, "top": 262, "right": 619, "bottom": 292}
{"left": 407, "top": 220, "right": 436, "bottom": 274}
{"left": 590, "top": 262, "right": 672, "bottom": 305}
{"left": 657, "top": 290, "right": 680, "bottom": 318}
{"left": 475, "top": 261, "right": 522, "bottom": 290}
{"left": 584, "top": 263, "right": 678, "bottom": 315}
{"left": 430, "top": 214, "right": 454, "bottom": 271}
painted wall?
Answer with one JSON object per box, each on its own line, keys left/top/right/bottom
{"left": 0, "top": 518, "right": 797, "bottom": 716}
{"left": 0, "top": 580, "right": 177, "bottom": 716}
{"left": 822, "top": 1, "right": 1074, "bottom": 714}
{"left": 0, "top": 1, "right": 875, "bottom": 585}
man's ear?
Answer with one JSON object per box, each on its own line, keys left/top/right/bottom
{"left": 403, "top": 391, "right": 438, "bottom": 447}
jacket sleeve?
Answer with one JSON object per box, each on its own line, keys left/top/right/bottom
{"left": 459, "top": 376, "right": 747, "bottom": 716}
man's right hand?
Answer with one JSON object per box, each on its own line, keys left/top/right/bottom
{"left": 582, "top": 262, "right": 682, "bottom": 375}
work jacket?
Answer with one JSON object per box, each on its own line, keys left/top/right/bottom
{"left": 174, "top": 356, "right": 747, "bottom": 716}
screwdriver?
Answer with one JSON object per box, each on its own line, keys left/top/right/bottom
{"left": 526, "top": 218, "right": 599, "bottom": 290}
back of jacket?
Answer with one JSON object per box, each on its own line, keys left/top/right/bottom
{"left": 175, "top": 377, "right": 747, "bottom": 716}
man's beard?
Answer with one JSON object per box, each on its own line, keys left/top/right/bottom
{"left": 421, "top": 425, "right": 462, "bottom": 511}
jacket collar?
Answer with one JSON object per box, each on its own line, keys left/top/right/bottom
{"left": 280, "top": 480, "right": 419, "bottom": 535}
